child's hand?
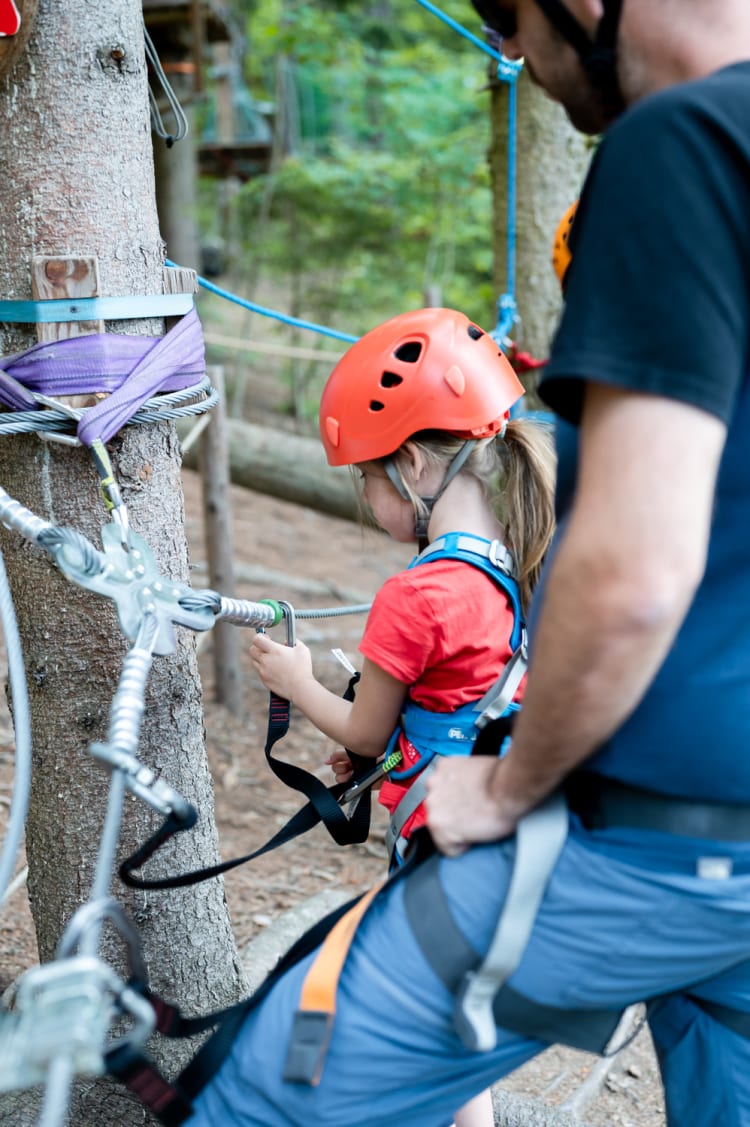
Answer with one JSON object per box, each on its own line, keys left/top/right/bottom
{"left": 325, "top": 747, "right": 354, "bottom": 783}
{"left": 249, "top": 633, "right": 313, "bottom": 702}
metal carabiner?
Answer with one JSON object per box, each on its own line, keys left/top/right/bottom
{"left": 277, "top": 599, "right": 296, "bottom": 648}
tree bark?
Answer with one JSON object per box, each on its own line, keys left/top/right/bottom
{"left": 0, "top": 2, "right": 244, "bottom": 1122}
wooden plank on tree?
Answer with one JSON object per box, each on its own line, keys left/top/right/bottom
{"left": 31, "top": 254, "right": 104, "bottom": 408}
{"left": 162, "top": 264, "right": 199, "bottom": 294}
{"left": 31, "top": 254, "right": 103, "bottom": 340}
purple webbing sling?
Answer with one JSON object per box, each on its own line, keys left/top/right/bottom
{"left": 0, "top": 307, "right": 205, "bottom": 445}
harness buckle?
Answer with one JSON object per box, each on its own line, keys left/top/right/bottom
{"left": 488, "top": 538, "right": 515, "bottom": 575}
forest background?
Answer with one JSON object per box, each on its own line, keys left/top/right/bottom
{"left": 190, "top": 0, "right": 591, "bottom": 427}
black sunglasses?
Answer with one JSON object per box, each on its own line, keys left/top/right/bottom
{"left": 470, "top": 1, "right": 518, "bottom": 39}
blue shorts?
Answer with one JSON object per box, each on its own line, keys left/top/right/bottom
{"left": 189, "top": 819, "right": 750, "bottom": 1127}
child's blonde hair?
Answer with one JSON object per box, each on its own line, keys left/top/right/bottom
{"left": 385, "top": 419, "right": 556, "bottom": 613}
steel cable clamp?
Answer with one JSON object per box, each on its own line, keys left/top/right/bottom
{"left": 50, "top": 522, "right": 214, "bottom": 655}
{"left": 0, "top": 956, "right": 155, "bottom": 1094}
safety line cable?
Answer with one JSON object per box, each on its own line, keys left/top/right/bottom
{"left": 0, "top": 543, "right": 32, "bottom": 911}
{"left": 0, "top": 377, "right": 218, "bottom": 440}
{"left": 296, "top": 604, "right": 371, "bottom": 619}
{"left": 143, "top": 22, "right": 189, "bottom": 146}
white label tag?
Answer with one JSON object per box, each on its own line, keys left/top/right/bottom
{"left": 697, "top": 856, "right": 733, "bottom": 880}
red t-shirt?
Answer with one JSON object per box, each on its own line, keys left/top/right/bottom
{"left": 359, "top": 557, "right": 523, "bottom": 839}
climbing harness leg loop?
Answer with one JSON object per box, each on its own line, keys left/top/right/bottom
{"left": 454, "top": 791, "right": 568, "bottom": 1051}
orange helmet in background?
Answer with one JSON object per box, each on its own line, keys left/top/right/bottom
{"left": 319, "top": 307, "right": 524, "bottom": 467}
{"left": 552, "top": 200, "right": 578, "bottom": 290}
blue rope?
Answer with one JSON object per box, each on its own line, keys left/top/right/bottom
{"left": 172, "top": 264, "right": 359, "bottom": 345}
{"left": 492, "top": 58, "right": 523, "bottom": 347}
{"left": 409, "top": 2, "right": 526, "bottom": 351}
{"left": 413, "top": 0, "right": 503, "bottom": 62}
{"left": 167, "top": 5, "right": 525, "bottom": 353}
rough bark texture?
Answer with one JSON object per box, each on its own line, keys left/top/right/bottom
{"left": 490, "top": 70, "right": 592, "bottom": 374}
{"left": 0, "top": 2, "right": 244, "bottom": 1122}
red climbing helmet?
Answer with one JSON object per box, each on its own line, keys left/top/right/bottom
{"left": 319, "top": 307, "right": 524, "bottom": 466}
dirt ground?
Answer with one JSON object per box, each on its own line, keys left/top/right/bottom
{"left": 0, "top": 464, "right": 666, "bottom": 1126}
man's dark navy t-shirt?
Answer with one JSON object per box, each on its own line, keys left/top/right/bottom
{"left": 537, "top": 62, "right": 750, "bottom": 803}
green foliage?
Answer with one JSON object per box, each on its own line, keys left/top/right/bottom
{"left": 206, "top": 1, "right": 500, "bottom": 415}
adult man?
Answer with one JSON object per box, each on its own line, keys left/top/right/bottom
{"left": 185, "top": 3, "right": 750, "bottom": 1123}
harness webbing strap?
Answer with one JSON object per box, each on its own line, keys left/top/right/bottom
{"left": 120, "top": 678, "right": 373, "bottom": 890}
{"left": 106, "top": 892, "right": 368, "bottom": 1124}
{"left": 283, "top": 879, "right": 387, "bottom": 1085}
{"left": 455, "top": 792, "right": 568, "bottom": 1050}
{"left": 384, "top": 761, "right": 437, "bottom": 866}
{"left": 417, "top": 533, "right": 515, "bottom": 577}
{"left": 107, "top": 1045, "right": 195, "bottom": 1125}
{"left": 411, "top": 534, "right": 522, "bottom": 648}
{"left": 403, "top": 838, "right": 625, "bottom": 1055}
{"left": 567, "top": 772, "right": 750, "bottom": 841}
{"left": 473, "top": 643, "right": 527, "bottom": 728}
{"left": 404, "top": 795, "right": 569, "bottom": 1051}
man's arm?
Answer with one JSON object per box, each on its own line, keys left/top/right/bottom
{"left": 426, "top": 381, "right": 727, "bottom": 854}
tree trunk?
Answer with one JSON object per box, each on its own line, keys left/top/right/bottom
{"left": 0, "top": 2, "right": 244, "bottom": 1122}
{"left": 180, "top": 417, "right": 360, "bottom": 522}
{"left": 489, "top": 69, "right": 591, "bottom": 376}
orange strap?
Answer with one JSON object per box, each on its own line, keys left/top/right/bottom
{"left": 299, "top": 880, "right": 385, "bottom": 1013}
{"left": 283, "top": 880, "right": 386, "bottom": 1086}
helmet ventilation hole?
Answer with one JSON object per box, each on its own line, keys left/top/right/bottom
{"left": 467, "top": 325, "right": 484, "bottom": 340}
{"left": 394, "top": 341, "right": 422, "bottom": 362}
{"left": 380, "top": 371, "right": 403, "bottom": 388}
{"left": 369, "top": 400, "right": 385, "bottom": 412}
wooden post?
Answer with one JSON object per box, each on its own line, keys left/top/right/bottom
{"left": 199, "top": 364, "right": 244, "bottom": 715}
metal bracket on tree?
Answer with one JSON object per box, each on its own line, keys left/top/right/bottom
{"left": 52, "top": 522, "right": 215, "bottom": 655}
{"left": 0, "top": 956, "right": 155, "bottom": 1095}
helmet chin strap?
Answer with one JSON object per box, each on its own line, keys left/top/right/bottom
{"left": 384, "top": 440, "right": 477, "bottom": 548}
{"left": 533, "top": 0, "right": 625, "bottom": 119}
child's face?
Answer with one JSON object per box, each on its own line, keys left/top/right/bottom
{"left": 357, "top": 462, "right": 416, "bottom": 543}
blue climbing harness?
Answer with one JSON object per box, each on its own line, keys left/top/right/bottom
{"left": 382, "top": 533, "right": 527, "bottom": 866}
{"left": 386, "top": 532, "right": 525, "bottom": 785}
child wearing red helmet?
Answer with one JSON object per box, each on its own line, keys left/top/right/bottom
{"left": 250, "top": 307, "right": 555, "bottom": 1127}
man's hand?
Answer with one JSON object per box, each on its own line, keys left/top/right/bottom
{"left": 424, "top": 757, "right": 525, "bottom": 856}
{"left": 249, "top": 632, "right": 313, "bottom": 702}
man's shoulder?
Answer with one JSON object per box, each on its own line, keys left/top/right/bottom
{"left": 608, "top": 61, "right": 750, "bottom": 147}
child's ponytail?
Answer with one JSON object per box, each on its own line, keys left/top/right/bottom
{"left": 497, "top": 419, "right": 556, "bottom": 614}
{"left": 368, "top": 418, "right": 556, "bottom": 614}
